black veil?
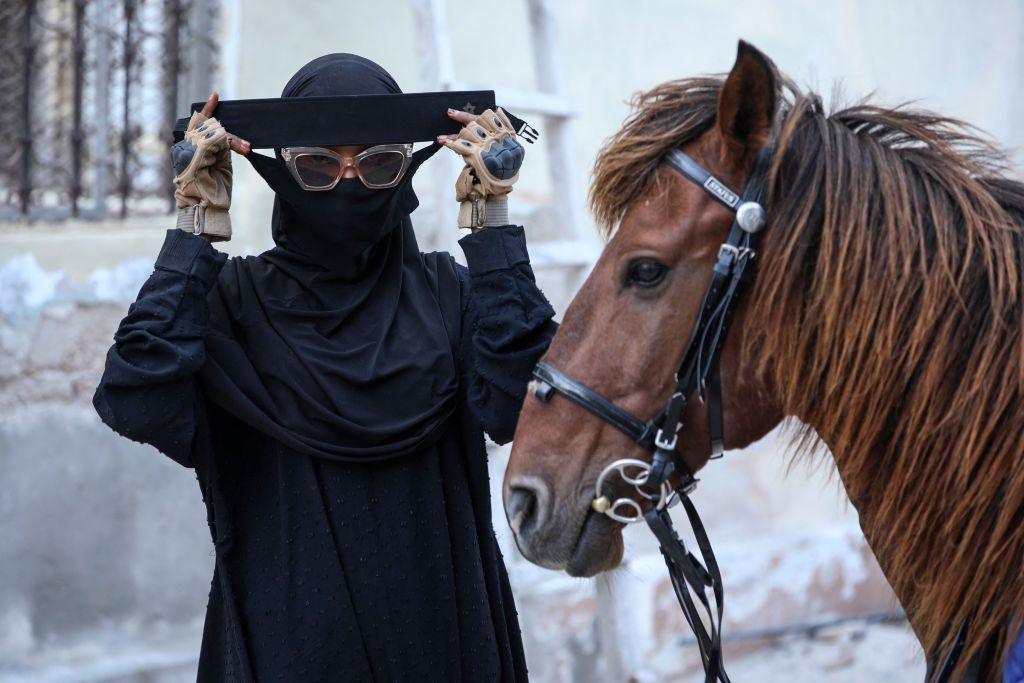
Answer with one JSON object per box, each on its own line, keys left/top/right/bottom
{"left": 198, "top": 54, "right": 461, "bottom": 461}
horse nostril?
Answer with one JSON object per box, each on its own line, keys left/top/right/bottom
{"left": 506, "top": 478, "right": 549, "bottom": 539}
{"left": 507, "top": 486, "right": 536, "bottom": 536}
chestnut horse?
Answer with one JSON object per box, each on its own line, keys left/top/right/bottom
{"left": 506, "top": 41, "right": 1024, "bottom": 680}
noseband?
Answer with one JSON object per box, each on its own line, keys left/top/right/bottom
{"left": 531, "top": 147, "right": 772, "bottom": 683}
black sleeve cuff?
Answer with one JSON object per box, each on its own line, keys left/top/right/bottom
{"left": 155, "top": 229, "right": 227, "bottom": 288}
{"left": 458, "top": 225, "right": 530, "bottom": 276}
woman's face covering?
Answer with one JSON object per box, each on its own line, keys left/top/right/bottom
{"left": 247, "top": 54, "right": 439, "bottom": 273}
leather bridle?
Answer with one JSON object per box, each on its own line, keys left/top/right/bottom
{"left": 534, "top": 147, "right": 772, "bottom": 484}
{"left": 531, "top": 146, "right": 772, "bottom": 683}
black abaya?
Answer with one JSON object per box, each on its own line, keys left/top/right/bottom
{"left": 94, "top": 224, "right": 555, "bottom": 681}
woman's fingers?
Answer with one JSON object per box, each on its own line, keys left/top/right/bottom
{"left": 201, "top": 92, "right": 220, "bottom": 118}
{"left": 441, "top": 109, "right": 486, "bottom": 155}
{"left": 447, "top": 108, "right": 477, "bottom": 125}
{"left": 197, "top": 91, "right": 248, "bottom": 154}
{"left": 226, "top": 134, "right": 251, "bottom": 156}
{"left": 437, "top": 135, "right": 472, "bottom": 156}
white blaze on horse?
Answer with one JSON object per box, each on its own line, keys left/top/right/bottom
{"left": 506, "top": 41, "right": 1024, "bottom": 682}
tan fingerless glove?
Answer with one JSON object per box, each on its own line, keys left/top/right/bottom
{"left": 170, "top": 111, "right": 232, "bottom": 241}
{"left": 451, "top": 108, "right": 525, "bottom": 229}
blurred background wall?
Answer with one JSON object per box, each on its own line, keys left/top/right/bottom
{"left": 1, "top": 1, "right": 1021, "bottom": 681}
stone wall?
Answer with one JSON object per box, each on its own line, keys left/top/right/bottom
{"left": 0, "top": 256, "right": 205, "bottom": 681}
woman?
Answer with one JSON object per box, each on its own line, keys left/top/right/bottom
{"left": 93, "top": 54, "right": 555, "bottom": 681}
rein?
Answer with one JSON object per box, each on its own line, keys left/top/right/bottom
{"left": 532, "top": 146, "right": 771, "bottom": 683}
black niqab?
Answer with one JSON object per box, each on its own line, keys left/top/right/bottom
{"left": 199, "top": 54, "right": 460, "bottom": 461}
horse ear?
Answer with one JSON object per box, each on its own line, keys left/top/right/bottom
{"left": 716, "top": 41, "right": 777, "bottom": 158}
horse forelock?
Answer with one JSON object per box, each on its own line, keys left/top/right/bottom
{"left": 594, "top": 72, "right": 1024, "bottom": 678}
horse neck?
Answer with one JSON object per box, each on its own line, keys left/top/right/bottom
{"left": 779, "top": 286, "right": 1024, "bottom": 679}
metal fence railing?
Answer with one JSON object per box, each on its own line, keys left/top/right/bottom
{"left": 0, "top": 0, "right": 217, "bottom": 222}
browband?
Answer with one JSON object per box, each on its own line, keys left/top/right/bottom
{"left": 171, "top": 90, "right": 538, "bottom": 148}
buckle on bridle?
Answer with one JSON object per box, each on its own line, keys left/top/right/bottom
{"left": 718, "top": 242, "right": 755, "bottom": 264}
{"left": 717, "top": 243, "right": 738, "bottom": 265}
{"left": 654, "top": 427, "right": 677, "bottom": 451}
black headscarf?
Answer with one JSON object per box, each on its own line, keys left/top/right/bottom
{"left": 198, "top": 54, "right": 462, "bottom": 461}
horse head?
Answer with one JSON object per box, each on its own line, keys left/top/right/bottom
{"left": 505, "top": 41, "right": 784, "bottom": 577}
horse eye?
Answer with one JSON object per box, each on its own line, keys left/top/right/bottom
{"left": 626, "top": 259, "right": 668, "bottom": 287}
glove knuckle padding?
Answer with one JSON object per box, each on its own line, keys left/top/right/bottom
{"left": 170, "top": 139, "right": 198, "bottom": 176}
{"left": 481, "top": 136, "right": 522, "bottom": 180}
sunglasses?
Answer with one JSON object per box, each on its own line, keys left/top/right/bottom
{"left": 280, "top": 143, "right": 413, "bottom": 190}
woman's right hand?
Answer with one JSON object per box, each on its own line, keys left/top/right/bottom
{"left": 170, "top": 92, "right": 251, "bottom": 242}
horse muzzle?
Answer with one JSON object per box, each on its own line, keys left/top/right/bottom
{"left": 504, "top": 472, "right": 625, "bottom": 576}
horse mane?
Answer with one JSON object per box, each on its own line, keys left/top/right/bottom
{"left": 592, "top": 75, "right": 1024, "bottom": 678}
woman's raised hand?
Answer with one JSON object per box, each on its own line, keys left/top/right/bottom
{"left": 169, "top": 92, "right": 250, "bottom": 242}
{"left": 438, "top": 107, "right": 525, "bottom": 230}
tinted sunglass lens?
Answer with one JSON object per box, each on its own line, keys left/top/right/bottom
{"left": 357, "top": 151, "right": 406, "bottom": 187}
{"left": 293, "top": 153, "right": 342, "bottom": 189}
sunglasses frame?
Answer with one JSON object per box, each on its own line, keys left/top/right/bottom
{"left": 280, "top": 143, "right": 413, "bottom": 190}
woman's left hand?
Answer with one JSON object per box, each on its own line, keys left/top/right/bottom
{"left": 438, "top": 108, "right": 525, "bottom": 229}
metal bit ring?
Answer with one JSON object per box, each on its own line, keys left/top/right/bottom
{"left": 592, "top": 458, "right": 677, "bottom": 524}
